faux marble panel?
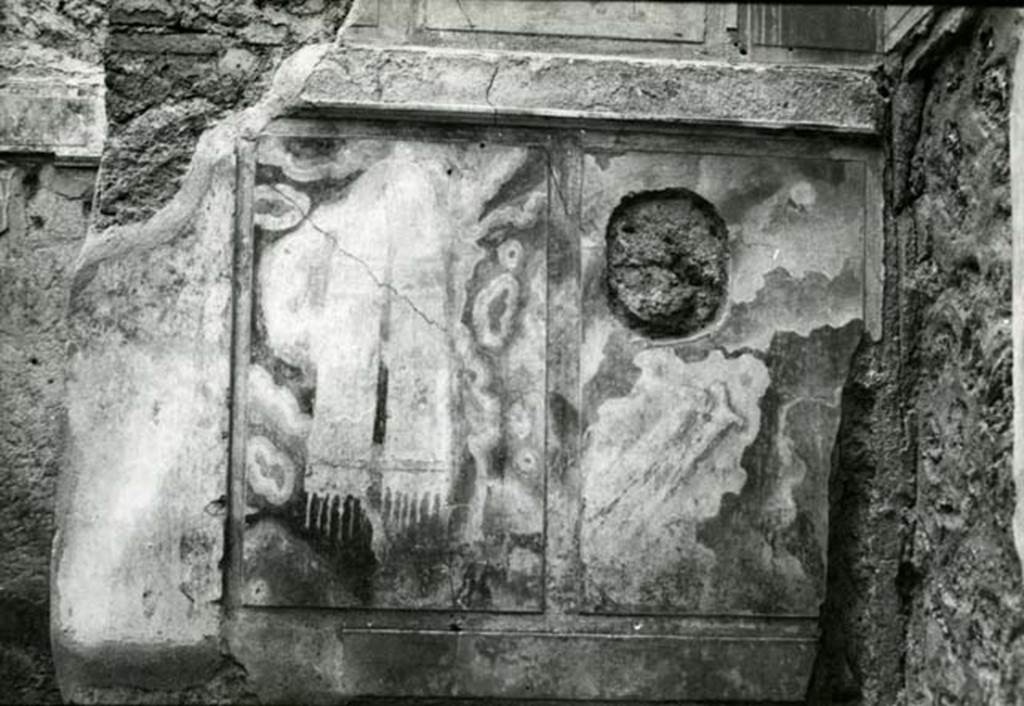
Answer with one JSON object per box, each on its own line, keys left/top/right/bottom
{"left": 243, "top": 134, "right": 549, "bottom": 611}
{"left": 580, "top": 150, "right": 866, "bottom": 615}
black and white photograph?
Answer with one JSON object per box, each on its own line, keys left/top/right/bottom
{"left": 0, "top": 3, "right": 1020, "bottom": 704}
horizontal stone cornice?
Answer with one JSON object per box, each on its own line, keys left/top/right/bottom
{"left": 300, "top": 43, "right": 883, "bottom": 134}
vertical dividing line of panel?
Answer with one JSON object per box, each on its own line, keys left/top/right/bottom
{"left": 543, "top": 130, "right": 584, "bottom": 618}
{"left": 225, "top": 138, "right": 257, "bottom": 611}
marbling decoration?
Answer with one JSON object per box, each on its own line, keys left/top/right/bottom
{"left": 580, "top": 149, "right": 867, "bottom": 615}
{"left": 243, "top": 135, "right": 549, "bottom": 611}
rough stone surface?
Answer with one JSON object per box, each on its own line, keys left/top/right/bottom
{"left": 96, "top": 0, "right": 353, "bottom": 229}
{"left": 812, "top": 8, "right": 1021, "bottom": 705}
{"left": 605, "top": 189, "right": 729, "bottom": 336}
{"left": 0, "top": 160, "right": 96, "bottom": 705}
{"left": 899, "top": 10, "right": 1020, "bottom": 704}
{"left": 302, "top": 43, "right": 883, "bottom": 134}
{"left": 0, "top": 8, "right": 105, "bottom": 704}
{"left": 0, "top": 0, "right": 106, "bottom": 64}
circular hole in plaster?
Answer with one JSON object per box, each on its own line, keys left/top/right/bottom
{"left": 605, "top": 188, "right": 729, "bottom": 338}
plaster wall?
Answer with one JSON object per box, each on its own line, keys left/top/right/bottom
{"left": 51, "top": 15, "right": 884, "bottom": 701}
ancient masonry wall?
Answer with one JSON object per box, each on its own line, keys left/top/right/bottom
{"left": 0, "top": 160, "right": 97, "bottom": 704}
{"left": 1, "top": 1, "right": 104, "bottom": 701}
{"left": 891, "top": 9, "right": 1021, "bottom": 703}
{"left": 814, "top": 8, "right": 1022, "bottom": 704}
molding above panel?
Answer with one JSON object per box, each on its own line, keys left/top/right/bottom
{"left": 300, "top": 43, "right": 883, "bottom": 135}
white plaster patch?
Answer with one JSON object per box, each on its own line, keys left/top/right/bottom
{"left": 58, "top": 347, "right": 223, "bottom": 644}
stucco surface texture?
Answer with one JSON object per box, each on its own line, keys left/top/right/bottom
{"left": 56, "top": 100, "right": 879, "bottom": 705}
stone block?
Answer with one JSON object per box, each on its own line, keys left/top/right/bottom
{"left": 0, "top": 45, "right": 106, "bottom": 163}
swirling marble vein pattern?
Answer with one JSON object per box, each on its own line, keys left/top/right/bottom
{"left": 243, "top": 135, "right": 548, "bottom": 610}
{"left": 579, "top": 149, "right": 868, "bottom": 614}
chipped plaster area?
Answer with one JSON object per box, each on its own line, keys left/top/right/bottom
{"left": 56, "top": 169, "right": 236, "bottom": 653}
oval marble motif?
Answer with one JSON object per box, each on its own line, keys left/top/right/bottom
{"left": 247, "top": 435, "right": 298, "bottom": 506}
{"left": 498, "top": 238, "right": 524, "bottom": 272}
{"left": 253, "top": 183, "right": 310, "bottom": 232}
{"left": 472, "top": 272, "right": 520, "bottom": 350}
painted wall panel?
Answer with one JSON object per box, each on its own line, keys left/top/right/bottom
{"left": 242, "top": 134, "right": 549, "bottom": 611}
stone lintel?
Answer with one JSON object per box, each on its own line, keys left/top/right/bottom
{"left": 0, "top": 45, "right": 106, "bottom": 164}
{"left": 300, "top": 43, "right": 883, "bottom": 135}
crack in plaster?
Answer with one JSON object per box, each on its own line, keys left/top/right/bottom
{"left": 484, "top": 63, "right": 500, "bottom": 118}
{"left": 266, "top": 183, "right": 446, "bottom": 334}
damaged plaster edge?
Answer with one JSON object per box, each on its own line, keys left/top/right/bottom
{"left": 885, "top": 6, "right": 936, "bottom": 54}
{"left": 1011, "top": 11, "right": 1024, "bottom": 584}
{"left": 69, "top": 42, "right": 333, "bottom": 294}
